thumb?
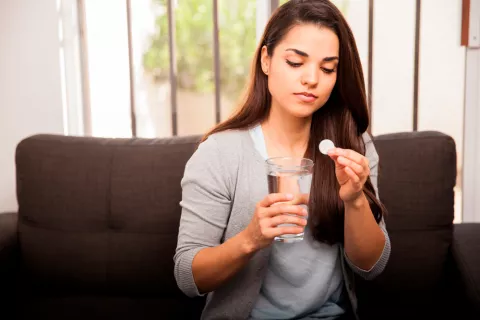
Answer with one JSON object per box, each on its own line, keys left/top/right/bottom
{"left": 287, "top": 193, "right": 309, "bottom": 206}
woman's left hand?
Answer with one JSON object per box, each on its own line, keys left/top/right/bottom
{"left": 327, "top": 148, "right": 370, "bottom": 204}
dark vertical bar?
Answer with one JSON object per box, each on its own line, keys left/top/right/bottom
{"left": 167, "top": 0, "right": 178, "bottom": 135}
{"left": 270, "top": 0, "right": 279, "bottom": 12}
{"left": 461, "top": 0, "right": 471, "bottom": 46}
{"left": 213, "top": 0, "right": 221, "bottom": 123}
{"left": 77, "top": 0, "right": 92, "bottom": 136}
{"left": 413, "top": 0, "right": 421, "bottom": 131}
{"left": 367, "top": 0, "right": 374, "bottom": 134}
{"left": 126, "top": 0, "right": 137, "bottom": 137}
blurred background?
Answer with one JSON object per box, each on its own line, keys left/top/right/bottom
{"left": 1, "top": 0, "right": 479, "bottom": 223}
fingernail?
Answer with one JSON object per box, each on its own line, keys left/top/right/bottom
{"left": 286, "top": 194, "right": 294, "bottom": 200}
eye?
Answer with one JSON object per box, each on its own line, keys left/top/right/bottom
{"left": 321, "top": 67, "right": 335, "bottom": 74}
{"left": 286, "top": 60, "right": 302, "bottom": 68}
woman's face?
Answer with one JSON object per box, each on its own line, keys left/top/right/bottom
{"left": 261, "top": 23, "right": 340, "bottom": 119}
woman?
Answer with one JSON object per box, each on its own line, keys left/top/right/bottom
{"left": 174, "top": 1, "right": 391, "bottom": 319}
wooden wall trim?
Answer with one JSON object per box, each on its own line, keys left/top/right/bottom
{"left": 462, "top": 0, "right": 471, "bottom": 46}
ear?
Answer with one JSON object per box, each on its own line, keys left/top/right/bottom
{"left": 260, "top": 45, "right": 271, "bottom": 75}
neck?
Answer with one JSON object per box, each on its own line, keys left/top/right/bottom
{"left": 261, "top": 103, "right": 311, "bottom": 158}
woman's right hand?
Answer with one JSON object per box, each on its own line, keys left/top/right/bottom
{"left": 242, "top": 193, "right": 308, "bottom": 252}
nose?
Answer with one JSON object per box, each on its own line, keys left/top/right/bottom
{"left": 301, "top": 65, "right": 319, "bottom": 88}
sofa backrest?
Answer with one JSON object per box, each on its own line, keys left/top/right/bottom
{"left": 15, "top": 133, "right": 201, "bottom": 298}
{"left": 15, "top": 131, "right": 457, "bottom": 315}
{"left": 358, "top": 131, "right": 456, "bottom": 317}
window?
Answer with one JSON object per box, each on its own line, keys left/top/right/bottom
{"left": 61, "top": 0, "right": 466, "bottom": 222}
{"left": 140, "top": 0, "right": 219, "bottom": 137}
{"left": 218, "top": 0, "right": 257, "bottom": 121}
{"left": 72, "top": 0, "right": 258, "bottom": 138}
{"left": 82, "top": 0, "right": 132, "bottom": 138}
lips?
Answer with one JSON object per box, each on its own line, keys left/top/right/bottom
{"left": 295, "top": 92, "right": 318, "bottom": 98}
{"left": 294, "top": 92, "right": 318, "bottom": 103}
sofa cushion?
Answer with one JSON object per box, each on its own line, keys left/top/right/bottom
{"left": 15, "top": 134, "right": 201, "bottom": 297}
{"left": 358, "top": 131, "right": 456, "bottom": 317}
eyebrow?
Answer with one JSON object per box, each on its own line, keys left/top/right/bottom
{"left": 285, "top": 48, "right": 339, "bottom": 62}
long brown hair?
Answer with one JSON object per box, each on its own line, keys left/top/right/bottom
{"left": 202, "top": 0, "right": 385, "bottom": 245}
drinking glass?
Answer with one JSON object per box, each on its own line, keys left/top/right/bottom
{"left": 265, "top": 157, "right": 314, "bottom": 242}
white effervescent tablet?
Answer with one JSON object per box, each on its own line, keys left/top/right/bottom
{"left": 319, "top": 139, "right": 335, "bottom": 155}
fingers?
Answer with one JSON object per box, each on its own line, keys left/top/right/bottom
{"left": 268, "top": 214, "right": 307, "bottom": 228}
{"left": 255, "top": 208, "right": 307, "bottom": 241}
{"left": 328, "top": 148, "right": 370, "bottom": 180}
{"left": 337, "top": 156, "right": 367, "bottom": 176}
{"left": 344, "top": 166, "right": 360, "bottom": 184}
{"left": 287, "top": 193, "right": 310, "bottom": 206}
{"left": 328, "top": 148, "right": 369, "bottom": 169}
{"left": 258, "top": 193, "right": 294, "bottom": 208}
{"left": 323, "top": 147, "right": 369, "bottom": 203}
{"left": 262, "top": 204, "right": 308, "bottom": 218}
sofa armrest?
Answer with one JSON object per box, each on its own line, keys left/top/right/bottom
{"left": 0, "top": 212, "right": 18, "bottom": 264}
{"left": 0, "top": 212, "right": 18, "bottom": 309}
{"left": 452, "top": 223, "right": 480, "bottom": 313}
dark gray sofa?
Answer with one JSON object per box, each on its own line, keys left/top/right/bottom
{"left": 0, "top": 131, "right": 478, "bottom": 319}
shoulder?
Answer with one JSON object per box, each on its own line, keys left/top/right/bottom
{"left": 207, "top": 129, "right": 247, "bottom": 149}
{"left": 362, "top": 131, "right": 372, "bottom": 143}
{"left": 192, "top": 129, "right": 251, "bottom": 192}
{"left": 187, "top": 129, "right": 249, "bottom": 176}
{"left": 183, "top": 130, "right": 248, "bottom": 196}
{"left": 361, "top": 131, "right": 379, "bottom": 166}
{"left": 197, "top": 129, "right": 249, "bottom": 158}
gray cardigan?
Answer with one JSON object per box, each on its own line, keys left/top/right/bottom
{"left": 174, "top": 129, "right": 391, "bottom": 320}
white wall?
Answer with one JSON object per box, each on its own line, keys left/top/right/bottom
{"left": 463, "top": 48, "right": 480, "bottom": 222}
{"left": 418, "top": 0, "right": 465, "bottom": 156}
{"left": 463, "top": 0, "right": 480, "bottom": 222}
{"left": 0, "top": 0, "right": 64, "bottom": 212}
{"left": 371, "top": 0, "right": 416, "bottom": 135}
{"left": 418, "top": 0, "right": 465, "bottom": 222}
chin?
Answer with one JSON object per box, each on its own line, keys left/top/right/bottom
{"left": 287, "top": 109, "right": 315, "bottom": 119}
{"left": 287, "top": 105, "right": 321, "bottom": 119}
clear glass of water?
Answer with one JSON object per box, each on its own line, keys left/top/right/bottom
{"left": 265, "top": 157, "right": 314, "bottom": 243}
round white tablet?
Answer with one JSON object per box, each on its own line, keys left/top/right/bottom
{"left": 319, "top": 139, "right": 335, "bottom": 155}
